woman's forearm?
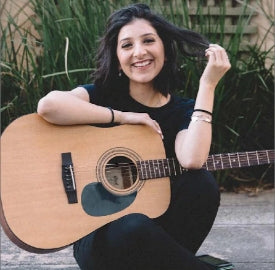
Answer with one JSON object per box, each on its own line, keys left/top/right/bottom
{"left": 37, "top": 90, "right": 116, "bottom": 125}
{"left": 175, "top": 83, "right": 214, "bottom": 169}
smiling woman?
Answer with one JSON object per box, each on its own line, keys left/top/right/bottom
{"left": 37, "top": 3, "right": 230, "bottom": 270}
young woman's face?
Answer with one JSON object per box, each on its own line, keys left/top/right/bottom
{"left": 116, "top": 19, "right": 165, "bottom": 87}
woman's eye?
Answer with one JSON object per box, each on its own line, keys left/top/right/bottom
{"left": 121, "top": 43, "right": 132, "bottom": 49}
{"left": 144, "top": 38, "right": 155, "bottom": 44}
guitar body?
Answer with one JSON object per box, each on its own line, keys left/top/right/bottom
{"left": 0, "top": 114, "right": 170, "bottom": 253}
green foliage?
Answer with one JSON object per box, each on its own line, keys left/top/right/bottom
{"left": 1, "top": 0, "right": 274, "bottom": 188}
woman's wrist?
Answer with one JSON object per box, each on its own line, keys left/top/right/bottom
{"left": 113, "top": 109, "right": 123, "bottom": 124}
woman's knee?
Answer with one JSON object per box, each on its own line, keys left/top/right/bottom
{"left": 104, "top": 213, "right": 156, "bottom": 247}
{"left": 174, "top": 169, "right": 220, "bottom": 205}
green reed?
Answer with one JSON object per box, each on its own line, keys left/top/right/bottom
{"left": 1, "top": 0, "right": 274, "bottom": 188}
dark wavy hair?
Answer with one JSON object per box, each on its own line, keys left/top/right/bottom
{"left": 93, "top": 3, "right": 209, "bottom": 97}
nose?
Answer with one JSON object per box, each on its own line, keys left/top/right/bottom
{"left": 133, "top": 43, "right": 146, "bottom": 58}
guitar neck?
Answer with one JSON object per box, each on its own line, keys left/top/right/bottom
{"left": 137, "top": 150, "right": 274, "bottom": 180}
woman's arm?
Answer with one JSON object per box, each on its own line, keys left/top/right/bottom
{"left": 37, "top": 87, "right": 117, "bottom": 125}
{"left": 37, "top": 87, "right": 163, "bottom": 137}
{"left": 175, "top": 44, "right": 231, "bottom": 169}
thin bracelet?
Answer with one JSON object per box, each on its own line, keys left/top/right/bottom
{"left": 107, "top": 107, "right": 114, "bottom": 123}
{"left": 193, "top": 109, "right": 212, "bottom": 116}
{"left": 191, "top": 115, "right": 212, "bottom": 123}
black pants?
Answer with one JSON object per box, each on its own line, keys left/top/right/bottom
{"left": 73, "top": 169, "right": 220, "bottom": 270}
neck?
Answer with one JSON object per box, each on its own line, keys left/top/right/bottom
{"left": 129, "top": 82, "right": 169, "bottom": 108}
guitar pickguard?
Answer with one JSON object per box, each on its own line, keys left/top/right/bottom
{"left": 81, "top": 182, "right": 137, "bottom": 216}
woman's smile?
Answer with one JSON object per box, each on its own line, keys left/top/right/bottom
{"left": 132, "top": 59, "right": 153, "bottom": 68}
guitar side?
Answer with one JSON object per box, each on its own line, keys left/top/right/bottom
{"left": 0, "top": 114, "right": 170, "bottom": 253}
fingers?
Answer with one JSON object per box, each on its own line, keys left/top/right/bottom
{"left": 205, "top": 44, "right": 231, "bottom": 69}
{"left": 120, "top": 112, "right": 163, "bottom": 139}
{"left": 152, "top": 120, "right": 164, "bottom": 139}
{"left": 200, "top": 44, "right": 231, "bottom": 87}
{"left": 143, "top": 115, "right": 163, "bottom": 139}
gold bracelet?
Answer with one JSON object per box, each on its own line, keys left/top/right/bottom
{"left": 191, "top": 115, "right": 212, "bottom": 123}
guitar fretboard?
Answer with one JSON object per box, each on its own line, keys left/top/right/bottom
{"left": 137, "top": 150, "right": 274, "bottom": 180}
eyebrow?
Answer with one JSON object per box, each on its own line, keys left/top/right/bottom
{"left": 118, "top": 33, "right": 157, "bottom": 44}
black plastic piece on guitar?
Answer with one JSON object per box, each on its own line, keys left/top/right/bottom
{"left": 61, "top": 152, "right": 78, "bottom": 204}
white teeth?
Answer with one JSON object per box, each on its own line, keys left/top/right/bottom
{"left": 133, "top": 60, "right": 151, "bottom": 67}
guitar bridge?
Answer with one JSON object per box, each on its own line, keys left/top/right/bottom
{"left": 61, "top": 152, "right": 78, "bottom": 204}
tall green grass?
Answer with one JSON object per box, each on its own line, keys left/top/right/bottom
{"left": 1, "top": 0, "right": 274, "bottom": 188}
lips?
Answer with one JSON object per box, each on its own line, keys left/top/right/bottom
{"left": 132, "top": 59, "right": 152, "bottom": 68}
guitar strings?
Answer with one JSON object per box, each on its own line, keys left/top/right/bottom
{"left": 72, "top": 152, "right": 274, "bottom": 173}
{"left": 54, "top": 150, "right": 275, "bottom": 177}
{"left": 34, "top": 151, "right": 274, "bottom": 183}
{"left": 72, "top": 153, "right": 273, "bottom": 177}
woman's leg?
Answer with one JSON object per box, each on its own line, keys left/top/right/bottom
{"left": 155, "top": 169, "right": 220, "bottom": 253}
{"left": 74, "top": 213, "right": 212, "bottom": 270}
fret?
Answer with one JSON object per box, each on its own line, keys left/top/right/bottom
{"left": 179, "top": 163, "right": 182, "bottom": 174}
{"left": 163, "top": 159, "right": 170, "bottom": 177}
{"left": 172, "top": 158, "right": 177, "bottom": 176}
{"left": 205, "top": 159, "right": 209, "bottom": 170}
{"left": 246, "top": 152, "right": 250, "bottom": 166}
{"left": 156, "top": 160, "right": 160, "bottom": 177}
{"left": 265, "top": 150, "right": 270, "bottom": 163}
{"left": 256, "top": 150, "right": 259, "bottom": 164}
{"left": 166, "top": 158, "right": 171, "bottom": 176}
{"left": 138, "top": 161, "right": 147, "bottom": 180}
{"left": 145, "top": 160, "right": 150, "bottom": 180}
{"left": 169, "top": 158, "right": 177, "bottom": 176}
{"left": 151, "top": 160, "right": 156, "bottom": 178}
{"left": 237, "top": 152, "right": 241, "bottom": 167}
{"left": 228, "top": 153, "right": 232, "bottom": 168}
{"left": 177, "top": 161, "right": 183, "bottom": 175}
{"left": 207, "top": 156, "right": 215, "bottom": 171}
{"left": 157, "top": 160, "right": 162, "bottom": 177}
{"left": 155, "top": 160, "right": 159, "bottom": 178}
{"left": 162, "top": 159, "right": 167, "bottom": 177}
{"left": 148, "top": 160, "right": 154, "bottom": 179}
{"left": 139, "top": 160, "right": 145, "bottom": 180}
{"left": 156, "top": 160, "right": 161, "bottom": 178}
{"left": 220, "top": 154, "right": 224, "bottom": 169}
{"left": 159, "top": 159, "right": 164, "bottom": 177}
{"left": 212, "top": 155, "right": 216, "bottom": 170}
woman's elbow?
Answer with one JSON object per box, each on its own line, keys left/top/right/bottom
{"left": 178, "top": 156, "right": 206, "bottom": 170}
{"left": 37, "top": 91, "right": 60, "bottom": 117}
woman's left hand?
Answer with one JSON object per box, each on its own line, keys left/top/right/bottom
{"left": 200, "top": 44, "right": 231, "bottom": 89}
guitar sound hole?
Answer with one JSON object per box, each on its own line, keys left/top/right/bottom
{"left": 105, "top": 156, "right": 137, "bottom": 190}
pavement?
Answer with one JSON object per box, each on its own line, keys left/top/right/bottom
{"left": 1, "top": 189, "right": 274, "bottom": 270}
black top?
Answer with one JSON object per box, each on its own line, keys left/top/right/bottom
{"left": 81, "top": 84, "right": 194, "bottom": 158}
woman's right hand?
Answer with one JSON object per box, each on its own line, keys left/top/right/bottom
{"left": 117, "top": 111, "right": 163, "bottom": 139}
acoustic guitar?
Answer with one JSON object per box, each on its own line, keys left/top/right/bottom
{"left": 0, "top": 113, "right": 274, "bottom": 253}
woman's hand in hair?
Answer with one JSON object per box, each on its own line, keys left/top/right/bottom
{"left": 200, "top": 44, "right": 231, "bottom": 89}
{"left": 116, "top": 111, "right": 163, "bottom": 139}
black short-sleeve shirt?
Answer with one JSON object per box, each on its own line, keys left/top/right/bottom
{"left": 81, "top": 84, "right": 194, "bottom": 158}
